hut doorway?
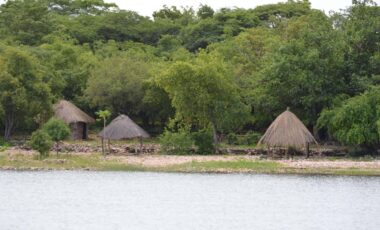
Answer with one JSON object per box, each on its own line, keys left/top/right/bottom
{"left": 82, "top": 123, "right": 88, "bottom": 139}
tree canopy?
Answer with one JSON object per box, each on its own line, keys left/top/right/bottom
{"left": 0, "top": 0, "right": 379, "bottom": 149}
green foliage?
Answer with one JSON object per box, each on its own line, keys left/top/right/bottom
{"left": 157, "top": 52, "right": 250, "bottom": 135}
{"left": 85, "top": 55, "right": 151, "bottom": 117}
{"left": 0, "top": 0, "right": 52, "bottom": 45}
{"left": 42, "top": 118, "right": 70, "bottom": 142}
{"left": 226, "top": 131, "right": 261, "bottom": 146}
{"left": 197, "top": 5, "right": 214, "bottom": 19}
{"left": 159, "top": 129, "right": 193, "bottom": 155}
{"left": 0, "top": 46, "right": 52, "bottom": 139}
{"left": 192, "top": 129, "right": 214, "bottom": 154}
{"left": 244, "top": 131, "right": 261, "bottom": 146}
{"left": 29, "top": 130, "right": 53, "bottom": 158}
{"left": 318, "top": 87, "right": 380, "bottom": 148}
{"left": 227, "top": 133, "right": 239, "bottom": 145}
{"left": 0, "top": 0, "right": 379, "bottom": 150}
{"left": 96, "top": 110, "right": 111, "bottom": 121}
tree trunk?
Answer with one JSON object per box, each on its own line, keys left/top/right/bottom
{"left": 4, "top": 113, "right": 14, "bottom": 140}
{"left": 101, "top": 138, "right": 105, "bottom": 155}
{"left": 139, "top": 136, "right": 143, "bottom": 153}
{"left": 313, "top": 125, "right": 320, "bottom": 141}
{"left": 108, "top": 139, "right": 111, "bottom": 154}
{"left": 101, "top": 118, "right": 106, "bottom": 155}
{"left": 211, "top": 123, "right": 219, "bottom": 154}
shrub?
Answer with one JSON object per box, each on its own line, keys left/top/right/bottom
{"left": 159, "top": 129, "right": 193, "bottom": 154}
{"left": 317, "top": 87, "right": 380, "bottom": 149}
{"left": 0, "top": 138, "right": 11, "bottom": 152}
{"left": 43, "top": 118, "right": 71, "bottom": 155}
{"left": 29, "top": 130, "right": 53, "bottom": 159}
{"left": 227, "top": 133, "right": 238, "bottom": 145}
{"left": 43, "top": 118, "right": 71, "bottom": 142}
{"left": 193, "top": 129, "right": 214, "bottom": 154}
{"left": 244, "top": 131, "right": 262, "bottom": 145}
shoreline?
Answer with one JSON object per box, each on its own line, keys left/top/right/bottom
{"left": 1, "top": 151, "right": 380, "bottom": 176}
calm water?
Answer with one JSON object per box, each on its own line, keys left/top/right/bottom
{"left": 0, "top": 171, "right": 379, "bottom": 230}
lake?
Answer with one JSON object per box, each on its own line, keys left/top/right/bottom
{"left": 0, "top": 171, "right": 379, "bottom": 230}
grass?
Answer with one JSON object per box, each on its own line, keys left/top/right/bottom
{"left": 169, "top": 160, "right": 282, "bottom": 173}
{"left": 1, "top": 152, "right": 380, "bottom": 176}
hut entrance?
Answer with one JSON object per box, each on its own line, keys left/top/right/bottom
{"left": 82, "top": 123, "right": 88, "bottom": 139}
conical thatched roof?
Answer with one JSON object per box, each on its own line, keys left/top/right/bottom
{"left": 54, "top": 100, "right": 95, "bottom": 124}
{"left": 98, "top": 114, "right": 150, "bottom": 140}
{"left": 258, "top": 108, "right": 317, "bottom": 148}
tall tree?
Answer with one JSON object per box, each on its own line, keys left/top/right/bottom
{"left": 0, "top": 0, "right": 52, "bottom": 45}
{"left": 318, "top": 87, "right": 380, "bottom": 149}
{"left": 85, "top": 55, "right": 151, "bottom": 120}
{"left": 157, "top": 52, "right": 249, "bottom": 152}
{"left": 0, "top": 46, "right": 51, "bottom": 139}
{"left": 249, "top": 11, "right": 346, "bottom": 135}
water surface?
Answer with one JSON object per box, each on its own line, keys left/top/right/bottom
{"left": 0, "top": 171, "right": 379, "bottom": 230}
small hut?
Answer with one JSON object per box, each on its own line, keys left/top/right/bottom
{"left": 53, "top": 100, "right": 95, "bottom": 140}
{"left": 258, "top": 108, "right": 317, "bottom": 156}
{"left": 98, "top": 114, "right": 150, "bottom": 151}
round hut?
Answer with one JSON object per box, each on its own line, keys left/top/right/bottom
{"left": 258, "top": 108, "right": 317, "bottom": 156}
{"left": 54, "top": 100, "right": 95, "bottom": 140}
{"left": 98, "top": 114, "right": 150, "bottom": 152}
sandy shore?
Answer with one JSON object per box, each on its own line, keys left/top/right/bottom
{"left": 4, "top": 149, "right": 380, "bottom": 169}
{"left": 109, "top": 154, "right": 380, "bottom": 169}
{"left": 2, "top": 149, "right": 380, "bottom": 176}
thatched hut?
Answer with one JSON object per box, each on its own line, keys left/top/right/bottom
{"left": 53, "top": 100, "right": 95, "bottom": 140}
{"left": 98, "top": 114, "right": 150, "bottom": 140}
{"left": 98, "top": 114, "right": 150, "bottom": 153}
{"left": 258, "top": 108, "right": 317, "bottom": 155}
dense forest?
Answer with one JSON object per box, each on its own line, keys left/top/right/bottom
{"left": 0, "top": 0, "right": 379, "bottom": 150}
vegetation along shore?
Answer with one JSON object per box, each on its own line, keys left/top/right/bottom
{"left": 1, "top": 143, "right": 380, "bottom": 176}
{"left": 1, "top": 0, "right": 380, "bottom": 175}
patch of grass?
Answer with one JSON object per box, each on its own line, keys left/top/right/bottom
{"left": 162, "top": 160, "right": 283, "bottom": 173}
{"left": 191, "top": 160, "right": 281, "bottom": 170}
{"left": 1, "top": 153, "right": 380, "bottom": 176}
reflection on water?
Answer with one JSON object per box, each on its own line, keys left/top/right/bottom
{"left": 0, "top": 171, "right": 379, "bottom": 230}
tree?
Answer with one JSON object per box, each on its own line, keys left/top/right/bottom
{"left": 180, "top": 18, "right": 224, "bottom": 52}
{"left": 197, "top": 5, "right": 214, "bottom": 19}
{"left": 340, "top": 2, "right": 380, "bottom": 88}
{"left": 246, "top": 11, "right": 346, "bottom": 135}
{"left": 252, "top": 0, "right": 311, "bottom": 28}
{"left": 29, "top": 130, "right": 53, "bottom": 159}
{"left": 42, "top": 118, "right": 70, "bottom": 155}
{"left": 85, "top": 55, "right": 151, "bottom": 118}
{"left": 317, "top": 87, "right": 380, "bottom": 150}
{"left": 38, "top": 40, "right": 96, "bottom": 100}
{"left": 0, "top": 46, "right": 52, "bottom": 139}
{"left": 96, "top": 109, "right": 111, "bottom": 155}
{"left": 157, "top": 52, "right": 249, "bottom": 152}
{"left": 0, "top": 0, "right": 52, "bottom": 45}
{"left": 47, "top": 0, "right": 117, "bottom": 16}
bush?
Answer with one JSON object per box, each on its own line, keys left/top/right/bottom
{"left": 29, "top": 130, "right": 53, "bottom": 159}
{"left": 43, "top": 118, "right": 71, "bottom": 155}
{"left": 226, "top": 131, "right": 261, "bottom": 146}
{"left": 43, "top": 118, "right": 70, "bottom": 142}
{"left": 0, "top": 138, "right": 11, "bottom": 152}
{"left": 244, "top": 131, "right": 261, "bottom": 146}
{"left": 227, "top": 133, "right": 238, "bottom": 145}
{"left": 193, "top": 129, "right": 214, "bottom": 154}
{"left": 159, "top": 129, "right": 193, "bottom": 154}
{"left": 347, "top": 147, "right": 378, "bottom": 157}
